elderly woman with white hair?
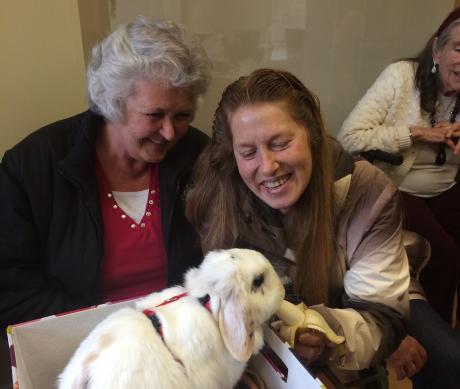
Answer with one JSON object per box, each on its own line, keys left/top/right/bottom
{"left": 0, "top": 16, "right": 211, "bottom": 332}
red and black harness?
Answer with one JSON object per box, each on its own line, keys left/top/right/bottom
{"left": 142, "top": 293, "right": 211, "bottom": 338}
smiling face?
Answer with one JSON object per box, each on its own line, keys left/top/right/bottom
{"left": 434, "top": 23, "right": 460, "bottom": 95}
{"left": 107, "top": 79, "right": 195, "bottom": 163}
{"left": 230, "top": 101, "right": 312, "bottom": 214}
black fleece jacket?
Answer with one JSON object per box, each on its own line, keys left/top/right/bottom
{"left": 0, "top": 110, "right": 208, "bottom": 332}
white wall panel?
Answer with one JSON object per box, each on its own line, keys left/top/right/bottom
{"left": 92, "top": 1, "right": 455, "bottom": 135}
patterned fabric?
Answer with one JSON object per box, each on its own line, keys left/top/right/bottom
{"left": 338, "top": 61, "right": 460, "bottom": 187}
{"left": 339, "top": 61, "right": 418, "bottom": 155}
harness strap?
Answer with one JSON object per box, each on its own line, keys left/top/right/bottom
{"left": 142, "top": 293, "right": 211, "bottom": 338}
{"left": 145, "top": 311, "right": 163, "bottom": 335}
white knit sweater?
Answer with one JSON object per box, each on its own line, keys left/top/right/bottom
{"left": 338, "top": 61, "right": 425, "bottom": 185}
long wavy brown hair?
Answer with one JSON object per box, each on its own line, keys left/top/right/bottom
{"left": 186, "top": 69, "right": 336, "bottom": 304}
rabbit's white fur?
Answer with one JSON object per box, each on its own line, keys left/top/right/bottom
{"left": 57, "top": 248, "right": 284, "bottom": 389}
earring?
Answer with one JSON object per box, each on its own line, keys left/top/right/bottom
{"left": 431, "top": 63, "right": 438, "bottom": 74}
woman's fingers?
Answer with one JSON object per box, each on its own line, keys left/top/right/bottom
{"left": 386, "top": 335, "right": 427, "bottom": 380}
{"left": 293, "top": 329, "right": 327, "bottom": 364}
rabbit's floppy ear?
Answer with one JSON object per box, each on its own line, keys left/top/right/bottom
{"left": 218, "top": 276, "right": 255, "bottom": 362}
{"left": 185, "top": 250, "right": 256, "bottom": 361}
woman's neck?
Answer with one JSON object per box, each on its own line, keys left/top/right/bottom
{"left": 96, "top": 125, "right": 150, "bottom": 191}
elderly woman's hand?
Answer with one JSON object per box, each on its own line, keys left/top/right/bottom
{"left": 293, "top": 328, "right": 328, "bottom": 365}
{"left": 437, "top": 121, "right": 460, "bottom": 154}
{"left": 386, "top": 335, "right": 427, "bottom": 380}
{"left": 409, "top": 125, "right": 453, "bottom": 144}
{"left": 411, "top": 123, "right": 460, "bottom": 154}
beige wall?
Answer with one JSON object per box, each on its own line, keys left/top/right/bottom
{"left": 90, "top": 0, "right": 455, "bottom": 135}
{"left": 0, "top": 0, "right": 87, "bottom": 157}
{"left": 0, "top": 1, "right": 458, "bottom": 159}
{"left": 77, "top": 0, "right": 111, "bottom": 64}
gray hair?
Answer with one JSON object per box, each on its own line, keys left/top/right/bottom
{"left": 435, "top": 19, "right": 460, "bottom": 50}
{"left": 87, "top": 16, "right": 212, "bottom": 123}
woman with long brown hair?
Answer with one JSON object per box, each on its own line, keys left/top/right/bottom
{"left": 187, "top": 68, "right": 409, "bottom": 373}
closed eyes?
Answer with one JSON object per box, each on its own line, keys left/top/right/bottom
{"left": 146, "top": 111, "right": 192, "bottom": 121}
{"left": 147, "top": 111, "right": 164, "bottom": 120}
{"left": 271, "top": 141, "right": 289, "bottom": 150}
{"left": 239, "top": 149, "right": 256, "bottom": 159}
{"left": 237, "top": 140, "right": 291, "bottom": 160}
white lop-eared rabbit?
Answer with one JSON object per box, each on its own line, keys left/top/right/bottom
{"left": 57, "top": 248, "right": 285, "bottom": 389}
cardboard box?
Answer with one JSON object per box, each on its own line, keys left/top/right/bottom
{"left": 7, "top": 302, "right": 325, "bottom": 389}
{"left": 248, "top": 325, "right": 325, "bottom": 388}
{"left": 7, "top": 300, "right": 137, "bottom": 389}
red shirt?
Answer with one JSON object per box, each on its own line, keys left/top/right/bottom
{"left": 96, "top": 161, "right": 167, "bottom": 302}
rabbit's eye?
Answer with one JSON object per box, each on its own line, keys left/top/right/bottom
{"left": 252, "top": 274, "right": 265, "bottom": 290}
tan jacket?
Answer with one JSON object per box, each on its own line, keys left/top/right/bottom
{"left": 315, "top": 159, "right": 410, "bottom": 370}
{"left": 238, "top": 157, "right": 410, "bottom": 370}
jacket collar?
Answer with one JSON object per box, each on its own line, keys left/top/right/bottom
{"left": 57, "top": 110, "right": 103, "bottom": 193}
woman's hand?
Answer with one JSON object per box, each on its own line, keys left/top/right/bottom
{"left": 293, "top": 328, "right": 328, "bottom": 365}
{"left": 386, "top": 335, "right": 427, "bottom": 380}
{"left": 410, "top": 123, "right": 460, "bottom": 154}
{"left": 410, "top": 125, "right": 452, "bottom": 144}
{"left": 437, "top": 122, "right": 460, "bottom": 154}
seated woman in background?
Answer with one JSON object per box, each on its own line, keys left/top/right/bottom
{"left": 186, "top": 68, "right": 410, "bottom": 376}
{"left": 339, "top": 7, "right": 460, "bottom": 388}
{"left": 339, "top": 7, "right": 460, "bottom": 325}
{"left": 0, "top": 16, "right": 211, "bottom": 332}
